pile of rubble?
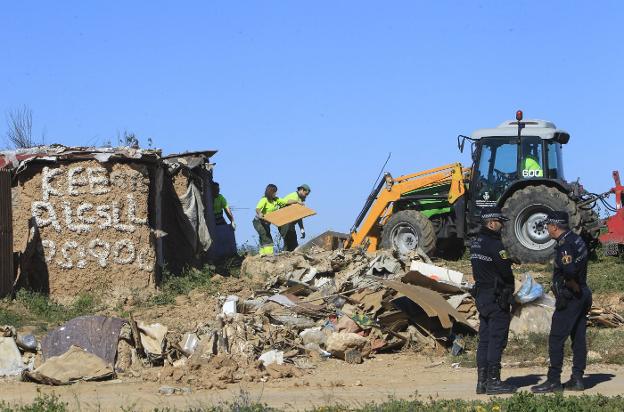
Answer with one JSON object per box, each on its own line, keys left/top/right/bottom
{"left": 134, "top": 247, "right": 481, "bottom": 388}
{"left": 1, "top": 246, "right": 621, "bottom": 390}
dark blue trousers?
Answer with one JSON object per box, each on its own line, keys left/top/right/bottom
{"left": 476, "top": 289, "right": 511, "bottom": 369}
{"left": 548, "top": 286, "right": 592, "bottom": 382}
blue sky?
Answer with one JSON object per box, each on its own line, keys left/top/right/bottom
{"left": 2, "top": 1, "right": 623, "bottom": 246}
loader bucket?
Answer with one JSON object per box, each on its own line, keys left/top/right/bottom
{"left": 296, "top": 230, "right": 349, "bottom": 253}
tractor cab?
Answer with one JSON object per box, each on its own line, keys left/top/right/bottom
{"left": 458, "top": 111, "right": 577, "bottom": 261}
{"left": 465, "top": 116, "right": 569, "bottom": 207}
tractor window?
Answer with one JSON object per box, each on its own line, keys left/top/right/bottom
{"left": 520, "top": 136, "right": 544, "bottom": 178}
{"left": 547, "top": 141, "right": 564, "bottom": 179}
{"left": 475, "top": 140, "right": 518, "bottom": 204}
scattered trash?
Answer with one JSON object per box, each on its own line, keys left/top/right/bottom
{"left": 24, "top": 346, "right": 114, "bottom": 385}
{"left": 180, "top": 333, "right": 199, "bottom": 356}
{"left": 4, "top": 246, "right": 619, "bottom": 390}
{"left": 515, "top": 274, "right": 544, "bottom": 304}
{"left": 451, "top": 335, "right": 465, "bottom": 356}
{"left": 367, "top": 254, "right": 402, "bottom": 277}
{"left": 588, "top": 306, "right": 624, "bottom": 328}
{"left": 0, "top": 337, "right": 24, "bottom": 377}
{"left": 381, "top": 279, "right": 475, "bottom": 332}
{"left": 41, "top": 316, "right": 126, "bottom": 364}
{"left": 408, "top": 261, "right": 464, "bottom": 286}
{"left": 510, "top": 295, "right": 555, "bottom": 336}
{"left": 258, "top": 350, "right": 284, "bottom": 366}
{"left": 300, "top": 327, "right": 327, "bottom": 346}
{"left": 137, "top": 322, "right": 168, "bottom": 357}
{"left": 159, "top": 386, "right": 192, "bottom": 395}
{"left": 15, "top": 334, "right": 37, "bottom": 352}
{"left": 1, "top": 325, "right": 16, "bottom": 337}
{"left": 326, "top": 332, "right": 371, "bottom": 360}
{"left": 222, "top": 295, "right": 239, "bottom": 315}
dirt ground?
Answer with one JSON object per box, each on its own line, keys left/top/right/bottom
{"left": 2, "top": 354, "right": 623, "bottom": 411}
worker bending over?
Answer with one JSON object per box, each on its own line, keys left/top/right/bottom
{"left": 279, "top": 184, "right": 311, "bottom": 251}
{"left": 254, "top": 184, "right": 286, "bottom": 256}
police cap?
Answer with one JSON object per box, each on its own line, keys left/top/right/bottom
{"left": 480, "top": 207, "right": 509, "bottom": 222}
{"left": 542, "top": 211, "right": 569, "bottom": 226}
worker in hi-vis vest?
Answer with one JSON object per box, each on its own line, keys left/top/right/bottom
{"left": 253, "top": 184, "right": 301, "bottom": 256}
{"left": 279, "top": 184, "right": 311, "bottom": 251}
{"left": 522, "top": 145, "right": 543, "bottom": 178}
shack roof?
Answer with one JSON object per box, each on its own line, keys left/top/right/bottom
{"left": 0, "top": 145, "right": 218, "bottom": 172}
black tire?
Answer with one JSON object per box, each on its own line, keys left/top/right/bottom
{"left": 501, "top": 186, "right": 580, "bottom": 263}
{"left": 380, "top": 210, "right": 436, "bottom": 255}
{"left": 578, "top": 205, "right": 602, "bottom": 257}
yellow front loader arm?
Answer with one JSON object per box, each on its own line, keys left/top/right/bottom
{"left": 346, "top": 163, "right": 466, "bottom": 252}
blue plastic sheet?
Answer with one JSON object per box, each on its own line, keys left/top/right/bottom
{"left": 515, "top": 273, "right": 544, "bottom": 304}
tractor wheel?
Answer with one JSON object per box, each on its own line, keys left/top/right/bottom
{"left": 380, "top": 210, "right": 436, "bottom": 256}
{"left": 579, "top": 205, "right": 602, "bottom": 257}
{"left": 501, "top": 186, "right": 580, "bottom": 263}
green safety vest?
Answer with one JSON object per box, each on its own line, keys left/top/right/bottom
{"left": 523, "top": 157, "right": 543, "bottom": 177}
{"left": 213, "top": 194, "right": 228, "bottom": 215}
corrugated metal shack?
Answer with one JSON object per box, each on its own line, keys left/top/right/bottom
{"left": 0, "top": 145, "right": 235, "bottom": 300}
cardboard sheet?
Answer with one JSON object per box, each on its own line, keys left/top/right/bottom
{"left": 380, "top": 279, "right": 475, "bottom": 332}
{"left": 263, "top": 204, "right": 316, "bottom": 226}
{"left": 25, "top": 346, "right": 114, "bottom": 385}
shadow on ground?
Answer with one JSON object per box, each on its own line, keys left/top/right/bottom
{"left": 506, "top": 374, "right": 542, "bottom": 388}
{"left": 504, "top": 373, "right": 615, "bottom": 390}
{"left": 585, "top": 373, "right": 616, "bottom": 389}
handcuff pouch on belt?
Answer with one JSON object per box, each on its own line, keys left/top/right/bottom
{"left": 551, "top": 277, "right": 575, "bottom": 310}
{"left": 494, "top": 278, "right": 514, "bottom": 312}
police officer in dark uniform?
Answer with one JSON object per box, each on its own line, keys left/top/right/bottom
{"left": 532, "top": 211, "right": 592, "bottom": 393}
{"left": 470, "top": 207, "right": 517, "bottom": 395}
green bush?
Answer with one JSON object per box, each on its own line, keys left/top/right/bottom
{"left": 14, "top": 290, "right": 98, "bottom": 327}
{"left": 151, "top": 393, "right": 624, "bottom": 412}
{"left": 0, "top": 393, "right": 67, "bottom": 412}
{"left": 314, "top": 393, "right": 624, "bottom": 412}
{"left": 0, "top": 307, "right": 23, "bottom": 328}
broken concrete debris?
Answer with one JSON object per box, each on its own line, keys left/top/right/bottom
{"left": 2, "top": 247, "right": 621, "bottom": 388}
{"left": 258, "top": 349, "right": 284, "bottom": 366}
{"left": 221, "top": 295, "right": 239, "bottom": 315}
{"left": 0, "top": 337, "right": 24, "bottom": 377}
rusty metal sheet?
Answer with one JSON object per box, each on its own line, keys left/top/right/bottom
{"left": 297, "top": 230, "right": 349, "bottom": 252}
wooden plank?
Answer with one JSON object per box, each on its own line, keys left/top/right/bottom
{"left": 263, "top": 204, "right": 316, "bottom": 226}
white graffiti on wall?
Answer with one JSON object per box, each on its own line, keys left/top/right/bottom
{"left": 32, "top": 166, "right": 153, "bottom": 271}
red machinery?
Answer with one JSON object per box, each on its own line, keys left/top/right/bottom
{"left": 599, "top": 171, "right": 624, "bottom": 256}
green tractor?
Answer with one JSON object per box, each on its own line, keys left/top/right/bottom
{"left": 359, "top": 111, "right": 600, "bottom": 263}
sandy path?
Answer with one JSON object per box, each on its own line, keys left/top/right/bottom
{"left": 1, "top": 354, "right": 622, "bottom": 411}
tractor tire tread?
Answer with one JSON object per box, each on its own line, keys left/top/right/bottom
{"left": 380, "top": 210, "right": 436, "bottom": 255}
